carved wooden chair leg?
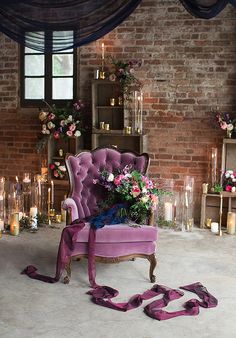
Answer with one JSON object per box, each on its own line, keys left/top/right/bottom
{"left": 63, "top": 257, "right": 72, "bottom": 284}
{"left": 148, "top": 253, "right": 157, "bottom": 283}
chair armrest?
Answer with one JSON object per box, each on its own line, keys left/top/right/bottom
{"left": 62, "top": 198, "right": 79, "bottom": 223}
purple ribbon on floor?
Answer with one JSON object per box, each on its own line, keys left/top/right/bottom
{"left": 21, "top": 222, "right": 218, "bottom": 320}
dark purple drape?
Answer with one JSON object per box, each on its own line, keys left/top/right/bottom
{"left": 0, "top": 0, "right": 142, "bottom": 52}
{"left": 0, "top": 0, "right": 235, "bottom": 52}
{"left": 179, "top": 0, "right": 235, "bottom": 19}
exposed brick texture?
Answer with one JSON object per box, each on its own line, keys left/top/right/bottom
{"left": 1, "top": 0, "right": 236, "bottom": 223}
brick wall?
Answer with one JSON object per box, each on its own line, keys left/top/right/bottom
{"left": 1, "top": 0, "right": 236, "bottom": 222}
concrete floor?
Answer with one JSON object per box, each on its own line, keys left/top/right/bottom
{"left": 0, "top": 225, "right": 235, "bottom": 338}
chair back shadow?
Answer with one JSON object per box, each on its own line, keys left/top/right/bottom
{"left": 63, "top": 146, "right": 158, "bottom": 284}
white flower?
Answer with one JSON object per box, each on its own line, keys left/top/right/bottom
{"left": 74, "top": 130, "right": 81, "bottom": 137}
{"left": 233, "top": 178, "right": 236, "bottom": 182}
{"left": 141, "top": 196, "right": 149, "bottom": 203}
{"left": 58, "top": 165, "right": 66, "bottom": 172}
{"left": 47, "top": 121, "right": 55, "bottom": 129}
{"left": 231, "top": 174, "right": 235, "bottom": 179}
{"left": 67, "top": 115, "right": 73, "bottom": 122}
{"left": 227, "top": 124, "right": 234, "bottom": 131}
{"left": 54, "top": 162, "right": 60, "bottom": 166}
{"left": 107, "top": 173, "right": 114, "bottom": 182}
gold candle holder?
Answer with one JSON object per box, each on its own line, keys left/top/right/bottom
{"left": 10, "top": 213, "right": 19, "bottom": 236}
{"left": 110, "top": 98, "right": 115, "bottom": 106}
{"left": 118, "top": 96, "right": 123, "bottom": 106}
{"left": 99, "top": 70, "right": 105, "bottom": 80}
{"left": 104, "top": 123, "right": 110, "bottom": 131}
{"left": 99, "top": 121, "right": 105, "bottom": 129}
{"left": 55, "top": 214, "right": 62, "bottom": 223}
{"left": 58, "top": 149, "right": 64, "bottom": 157}
{"left": 206, "top": 218, "right": 212, "bottom": 228}
{"left": 124, "top": 126, "right": 132, "bottom": 134}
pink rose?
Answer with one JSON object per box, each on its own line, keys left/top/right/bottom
{"left": 220, "top": 122, "right": 227, "bottom": 130}
{"left": 66, "top": 130, "right": 73, "bottom": 137}
{"left": 226, "top": 185, "right": 232, "bottom": 192}
{"left": 49, "top": 163, "right": 55, "bottom": 170}
{"left": 69, "top": 124, "right": 76, "bottom": 132}
{"left": 114, "top": 174, "right": 125, "bottom": 186}
{"left": 53, "top": 170, "right": 59, "bottom": 178}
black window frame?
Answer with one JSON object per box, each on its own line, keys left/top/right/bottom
{"left": 20, "top": 31, "right": 77, "bottom": 108}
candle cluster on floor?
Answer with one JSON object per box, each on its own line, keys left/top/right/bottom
{"left": 0, "top": 173, "right": 66, "bottom": 237}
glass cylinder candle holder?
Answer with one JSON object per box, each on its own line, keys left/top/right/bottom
{"left": 110, "top": 98, "right": 115, "bottom": 106}
{"left": 182, "top": 176, "right": 195, "bottom": 231}
{"left": 227, "top": 211, "right": 236, "bottom": 234}
{"left": 211, "top": 147, "right": 218, "bottom": 189}
{"left": 22, "top": 174, "right": 31, "bottom": 216}
{"left": 0, "top": 177, "right": 5, "bottom": 228}
{"left": 134, "top": 90, "right": 143, "bottom": 134}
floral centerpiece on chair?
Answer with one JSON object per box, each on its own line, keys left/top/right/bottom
{"left": 93, "top": 165, "right": 161, "bottom": 224}
{"left": 215, "top": 112, "right": 236, "bottom": 138}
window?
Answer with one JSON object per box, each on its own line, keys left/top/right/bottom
{"left": 21, "top": 31, "right": 77, "bottom": 106}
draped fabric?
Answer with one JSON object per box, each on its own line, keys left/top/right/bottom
{"left": 0, "top": 0, "right": 142, "bottom": 52}
{"left": 179, "top": 0, "right": 236, "bottom": 19}
{"left": 0, "top": 0, "right": 235, "bottom": 52}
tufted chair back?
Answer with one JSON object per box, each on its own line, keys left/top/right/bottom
{"left": 65, "top": 147, "right": 149, "bottom": 220}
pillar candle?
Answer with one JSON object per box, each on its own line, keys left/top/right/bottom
{"left": 30, "top": 206, "right": 38, "bottom": 218}
{"left": 0, "top": 219, "right": 4, "bottom": 230}
{"left": 211, "top": 222, "right": 219, "bottom": 233}
{"left": 164, "top": 202, "right": 173, "bottom": 221}
{"left": 227, "top": 212, "right": 236, "bottom": 235}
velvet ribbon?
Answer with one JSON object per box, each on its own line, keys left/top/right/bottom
{"left": 22, "top": 221, "right": 218, "bottom": 320}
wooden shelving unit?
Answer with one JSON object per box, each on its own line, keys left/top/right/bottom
{"left": 91, "top": 79, "right": 147, "bottom": 153}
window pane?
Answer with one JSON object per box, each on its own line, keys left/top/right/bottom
{"left": 53, "top": 31, "right": 73, "bottom": 52}
{"left": 52, "top": 54, "right": 73, "bottom": 76}
{"left": 25, "top": 78, "right": 44, "bottom": 99}
{"left": 53, "top": 78, "right": 73, "bottom": 99}
{"left": 25, "top": 31, "right": 44, "bottom": 52}
{"left": 25, "top": 55, "right": 45, "bottom": 76}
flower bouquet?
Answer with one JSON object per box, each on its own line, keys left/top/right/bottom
{"left": 36, "top": 100, "right": 85, "bottom": 153}
{"left": 93, "top": 165, "right": 161, "bottom": 224}
{"left": 215, "top": 112, "right": 236, "bottom": 138}
{"left": 222, "top": 170, "right": 236, "bottom": 192}
{"left": 108, "top": 58, "right": 142, "bottom": 100}
{"left": 49, "top": 161, "right": 67, "bottom": 179}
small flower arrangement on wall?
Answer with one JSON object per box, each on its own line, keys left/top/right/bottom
{"left": 36, "top": 100, "right": 85, "bottom": 153}
{"left": 39, "top": 100, "right": 84, "bottom": 140}
{"left": 215, "top": 112, "right": 236, "bottom": 138}
{"left": 49, "top": 161, "right": 67, "bottom": 179}
{"left": 108, "top": 58, "right": 142, "bottom": 99}
{"left": 222, "top": 170, "right": 236, "bottom": 192}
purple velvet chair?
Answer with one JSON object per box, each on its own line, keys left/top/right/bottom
{"left": 63, "top": 147, "right": 158, "bottom": 283}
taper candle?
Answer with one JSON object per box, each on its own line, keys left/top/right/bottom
{"left": 48, "top": 187, "right": 51, "bottom": 204}
{"left": 51, "top": 180, "right": 54, "bottom": 205}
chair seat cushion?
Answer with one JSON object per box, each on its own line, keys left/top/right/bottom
{"left": 75, "top": 223, "right": 158, "bottom": 243}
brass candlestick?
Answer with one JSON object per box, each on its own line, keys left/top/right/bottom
{"left": 218, "top": 193, "right": 223, "bottom": 236}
